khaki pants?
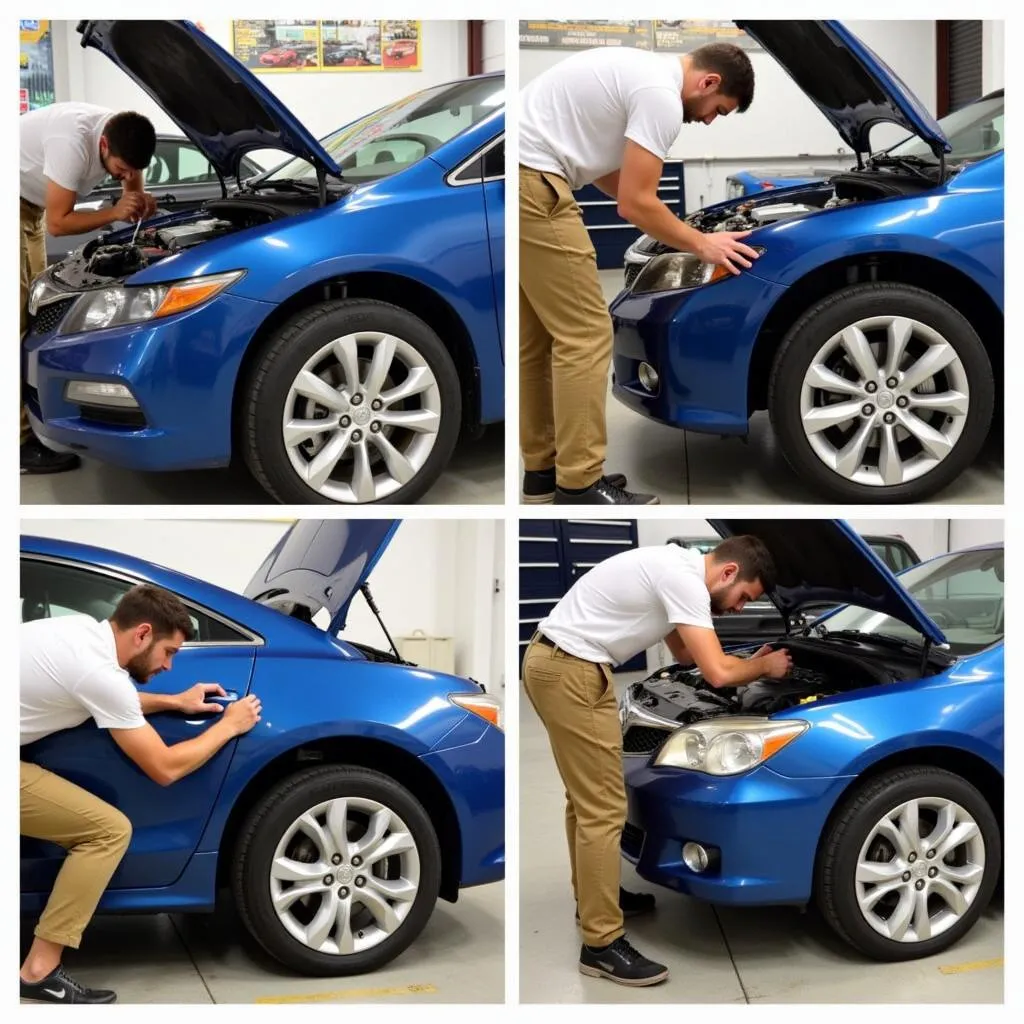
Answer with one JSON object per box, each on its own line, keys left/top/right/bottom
{"left": 522, "top": 636, "right": 625, "bottom": 947}
{"left": 519, "top": 166, "right": 613, "bottom": 490}
{"left": 20, "top": 761, "right": 132, "bottom": 949}
{"left": 20, "top": 198, "right": 45, "bottom": 444}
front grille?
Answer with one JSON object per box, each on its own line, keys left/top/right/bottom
{"left": 78, "top": 405, "right": 147, "bottom": 429}
{"left": 29, "top": 298, "right": 75, "bottom": 336}
{"left": 622, "top": 822, "right": 645, "bottom": 858}
{"left": 623, "top": 725, "right": 670, "bottom": 755}
{"left": 624, "top": 262, "right": 642, "bottom": 288}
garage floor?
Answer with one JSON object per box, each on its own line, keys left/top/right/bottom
{"left": 20, "top": 881, "right": 504, "bottom": 1004}
{"left": 587, "top": 270, "right": 1004, "bottom": 505}
{"left": 20, "top": 425, "right": 504, "bottom": 506}
{"left": 520, "top": 684, "right": 1003, "bottom": 1004}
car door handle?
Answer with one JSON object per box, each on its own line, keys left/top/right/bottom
{"left": 183, "top": 691, "right": 239, "bottom": 725}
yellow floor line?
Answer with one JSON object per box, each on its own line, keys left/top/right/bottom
{"left": 255, "top": 983, "right": 438, "bottom": 1004}
{"left": 938, "top": 957, "right": 1004, "bottom": 975}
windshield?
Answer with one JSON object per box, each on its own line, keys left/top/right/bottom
{"left": 822, "top": 548, "right": 1004, "bottom": 655}
{"left": 882, "top": 93, "right": 1004, "bottom": 164}
{"left": 268, "top": 76, "right": 504, "bottom": 184}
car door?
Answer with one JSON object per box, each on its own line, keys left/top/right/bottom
{"left": 19, "top": 554, "right": 258, "bottom": 892}
{"left": 482, "top": 137, "right": 505, "bottom": 353}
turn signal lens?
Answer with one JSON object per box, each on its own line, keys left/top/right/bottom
{"left": 155, "top": 272, "right": 243, "bottom": 317}
{"left": 450, "top": 693, "right": 503, "bottom": 731}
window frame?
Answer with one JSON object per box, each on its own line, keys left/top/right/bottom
{"left": 446, "top": 133, "right": 505, "bottom": 187}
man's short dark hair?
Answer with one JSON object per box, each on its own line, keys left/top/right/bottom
{"left": 103, "top": 111, "right": 157, "bottom": 170}
{"left": 710, "top": 535, "right": 776, "bottom": 592}
{"left": 111, "top": 584, "right": 194, "bottom": 642}
{"left": 690, "top": 43, "right": 755, "bottom": 112}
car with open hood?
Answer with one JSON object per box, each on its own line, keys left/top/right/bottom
{"left": 20, "top": 520, "right": 504, "bottom": 975}
{"left": 23, "top": 20, "right": 505, "bottom": 505}
{"left": 620, "top": 520, "right": 1003, "bottom": 961}
{"left": 613, "top": 21, "right": 1002, "bottom": 504}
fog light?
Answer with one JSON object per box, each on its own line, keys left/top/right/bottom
{"left": 65, "top": 381, "right": 139, "bottom": 408}
{"left": 638, "top": 362, "right": 660, "bottom": 393}
{"left": 683, "top": 842, "right": 710, "bottom": 873}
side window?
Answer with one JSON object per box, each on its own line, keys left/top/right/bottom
{"left": 176, "top": 144, "right": 218, "bottom": 184}
{"left": 20, "top": 558, "right": 248, "bottom": 643}
{"left": 483, "top": 137, "right": 504, "bottom": 179}
{"left": 145, "top": 140, "right": 178, "bottom": 187}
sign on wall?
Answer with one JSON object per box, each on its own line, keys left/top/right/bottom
{"left": 231, "top": 19, "right": 421, "bottom": 72}
{"left": 19, "top": 19, "right": 55, "bottom": 112}
{"left": 518, "top": 20, "right": 759, "bottom": 53}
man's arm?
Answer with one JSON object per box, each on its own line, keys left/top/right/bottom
{"left": 45, "top": 179, "right": 143, "bottom": 236}
{"left": 663, "top": 629, "right": 694, "bottom": 666}
{"left": 109, "top": 695, "right": 261, "bottom": 786}
{"left": 676, "top": 624, "right": 791, "bottom": 688}
{"left": 138, "top": 683, "right": 227, "bottom": 717}
{"left": 593, "top": 170, "right": 620, "bottom": 199}
{"left": 120, "top": 168, "right": 158, "bottom": 216}
{"left": 617, "top": 140, "right": 760, "bottom": 275}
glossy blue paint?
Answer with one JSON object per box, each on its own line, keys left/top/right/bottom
{"left": 20, "top": 531, "right": 504, "bottom": 916}
{"left": 622, "top": 546, "right": 1003, "bottom": 908}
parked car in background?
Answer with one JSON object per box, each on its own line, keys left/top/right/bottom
{"left": 622, "top": 520, "right": 1003, "bottom": 961}
{"left": 614, "top": 20, "right": 1003, "bottom": 504}
{"left": 386, "top": 40, "right": 417, "bottom": 60}
{"left": 324, "top": 46, "right": 370, "bottom": 67}
{"left": 20, "top": 520, "right": 505, "bottom": 976}
{"left": 726, "top": 166, "right": 839, "bottom": 198}
{"left": 24, "top": 20, "right": 505, "bottom": 506}
{"left": 668, "top": 532, "right": 920, "bottom": 641}
{"left": 46, "top": 135, "right": 263, "bottom": 264}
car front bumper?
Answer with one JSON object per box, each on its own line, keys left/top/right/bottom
{"left": 609, "top": 271, "right": 787, "bottom": 435}
{"left": 622, "top": 756, "right": 851, "bottom": 905}
{"left": 22, "top": 291, "right": 272, "bottom": 471}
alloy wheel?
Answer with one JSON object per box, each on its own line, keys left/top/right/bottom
{"left": 282, "top": 331, "right": 441, "bottom": 503}
{"left": 799, "top": 316, "right": 970, "bottom": 487}
{"left": 855, "top": 796, "right": 986, "bottom": 944}
{"left": 270, "top": 797, "right": 421, "bottom": 956}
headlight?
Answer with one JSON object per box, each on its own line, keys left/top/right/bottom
{"left": 450, "top": 693, "right": 504, "bottom": 731}
{"left": 27, "top": 275, "right": 64, "bottom": 316}
{"left": 727, "top": 180, "right": 744, "bottom": 199}
{"left": 60, "top": 270, "right": 244, "bottom": 335}
{"left": 630, "top": 248, "right": 765, "bottom": 295}
{"left": 653, "top": 717, "right": 808, "bottom": 776}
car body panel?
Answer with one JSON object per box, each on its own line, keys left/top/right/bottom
{"left": 727, "top": 168, "right": 831, "bottom": 198}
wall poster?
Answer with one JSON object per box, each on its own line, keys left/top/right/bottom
{"left": 20, "top": 20, "right": 55, "bottom": 112}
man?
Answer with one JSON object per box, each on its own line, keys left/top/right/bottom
{"left": 522, "top": 535, "right": 791, "bottom": 986}
{"left": 20, "top": 584, "right": 262, "bottom": 1003}
{"left": 20, "top": 103, "right": 158, "bottom": 475}
{"left": 520, "top": 44, "right": 759, "bottom": 505}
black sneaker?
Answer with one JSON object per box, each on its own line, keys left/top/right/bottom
{"left": 523, "top": 469, "right": 628, "bottom": 504}
{"left": 579, "top": 936, "right": 669, "bottom": 987}
{"left": 576, "top": 887, "right": 656, "bottom": 924}
{"left": 20, "top": 965, "right": 117, "bottom": 1003}
{"left": 21, "top": 438, "right": 81, "bottom": 475}
{"left": 555, "top": 476, "right": 658, "bottom": 505}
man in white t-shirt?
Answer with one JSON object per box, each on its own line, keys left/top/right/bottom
{"left": 522, "top": 535, "right": 791, "bottom": 986}
{"left": 519, "top": 44, "right": 759, "bottom": 506}
{"left": 20, "top": 584, "right": 262, "bottom": 1003}
{"left": 20, "top": 103, "right": 158, "bottom": 475}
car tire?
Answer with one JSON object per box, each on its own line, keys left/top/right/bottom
{"left": 816, "top": 766, "right": 1000, "bottom": 962}
{"left": 232, "top": 765, "right": 442, "bottom": 976}
{"left": 768, "top": 283, "right": 994, "bottom": 503}
{"left": 242, "top": 298, "right": 462, "bottom": 504}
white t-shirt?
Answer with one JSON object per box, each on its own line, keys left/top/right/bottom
{"left": 520, "top": 47, "right": 684, "bottom": 190}
{"left": 20, "top": 102, "right": 113, "bottom": 208}
{"left": 21, "top": 615, "right": 146, "bottom": 747}
{"left": 540, "top": 545, "right": 713, "bottom": 665}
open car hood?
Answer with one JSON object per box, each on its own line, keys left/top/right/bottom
{"left": 708, "top": 520, "right": 947, "bottom": 645}
{"left": 77, "top": 20, "right": 342, "bottom": 179}
{"left": 244, "top": 520, "right": 398, "bottom": 635}
{"left": 736, "top": 20, "right": 950, "bottom": 157}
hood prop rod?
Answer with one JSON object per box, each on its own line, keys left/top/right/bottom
{"left": 316, "top": 164, "right": 328, "bottom": 208}
{"left": 919, "top": 634, "right": 933, "bottom": 675}
{"left": 360, "top": 582, "right": 402, "bottom": 662}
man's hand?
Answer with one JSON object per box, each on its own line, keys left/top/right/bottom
{"left": 141, "top": 192, "right": 158, "bottom": 217}
{"left": 751, "top": 644, "right": 774, "bottom": 660}
{"left": 221, "top": 695, "right": 262, "bottom": 737}
{"left": 176, "top": 682, "right": 227, "bottom": 714}
{"left": 112, "top": 191, "right": 145, "bottom": 222}
{"left": 760, "top": 648, "right": 793, "bottom": 679}
{"left": 694, "top": 230, "right": 760, "bottom": 275}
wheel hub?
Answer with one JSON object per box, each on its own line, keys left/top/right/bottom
{"left": 877, "top": 390, "right": 895, "bottom": 410}
{"left": 337, "top": 864, "right": 355, "bottom": 885}
{"left": 352, "top": 406, "right": 371, "bottom": 427}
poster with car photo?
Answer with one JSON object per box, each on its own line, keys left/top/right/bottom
{"left": 19, "top": 19, "right": 55, "bottom": 111}
{"left": 653, "top": 20, "right": 760, "bottom": 52}
{"left": 232, "top": 20, "right": 321, "bottom": 72}
{"left": 321, "top": 20, "right": 381, "bottom": 69}
{"left": 381, "top": 21, "right": 421, "bottom": 69}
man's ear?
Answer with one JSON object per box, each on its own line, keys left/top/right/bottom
{"left": 701, "top": 72, "right": 722, "bottom": 93}
{"left": 133, "top": 622, "right": 153, "bottom": 647}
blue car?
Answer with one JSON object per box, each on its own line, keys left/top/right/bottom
{"left": 726, "top": 168, "right": 833, "bottom": 199}
{"left": 620, "top": 520, "right": 1003, "bottom": 961}
{"left": 23, "top": 20, "right": 505, "bottom": 505}
{"left": 20, "top": 521, "right": 505, "bottom": 975}
{"left": 615, "top": 20, "right": 1003, "bottom": 504}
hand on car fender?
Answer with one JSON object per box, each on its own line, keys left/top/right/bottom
{"left": 760, "top": 648, "right": 793, "bottom": 679}
{"left": 177, "top": 682, "right": 227, "bottom": 713}
{"left": 696, "top": 230, "right": 760, "bottom": 275}
{"left": 223, "top": 695, "right": 262, "bottom": 736}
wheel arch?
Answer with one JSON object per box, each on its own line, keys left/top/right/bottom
{"left": 216, "top": 736, "right": 463, "bottom": 902}
{"left": 747, "top": 253, "right": 1004, "bottom": 415}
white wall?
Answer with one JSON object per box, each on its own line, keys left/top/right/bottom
{"left": 20, "top": 518, "right": 504, "bottom": 688}
{"left": 482, "top": 20, "right": 505, "bottom": 73}
{"left": 983, "top": 21, "right": 1005, "bottom": 93}
{"left": 520, "top": 21, "right": 939, "bottom": 209}
{"left": 54, "top": 20, "right": 468, "bottom": 170}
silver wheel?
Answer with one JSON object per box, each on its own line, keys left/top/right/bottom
{"left": 800, "top": 316, "right": 969, "bottom": 487}
{"left": 855, "top": 797, "right": 986, "bottom": 944}
{"left": 270, "top": 797, "right": 421, "bottom": 956}
{"left": 282, "top": 331, "right": 442, "bottom": 503}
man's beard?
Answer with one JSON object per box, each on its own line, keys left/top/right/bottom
{"left": 709, "top": 590, "right": 734, "bottom": 615}
{"left": 125, "top": 653, "right": 159, "bottom": 684}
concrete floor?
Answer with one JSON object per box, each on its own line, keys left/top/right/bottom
{"left": 20, "top": 425, "right": 504, "bottom": 506}
{"left": 574, "top": 270, "right": 1004, "bottom": 506}
{"left": 21, "top": 882, "right": 504, "bottom": 1004}
{"left": 519, "top": 680, "right": 1004, "bottom": 1004}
